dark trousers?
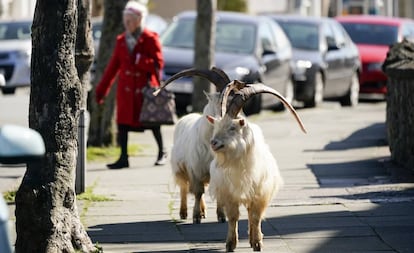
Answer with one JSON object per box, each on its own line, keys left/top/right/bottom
{"left": 117, "top": 124, "right": 164, "bottom": 160}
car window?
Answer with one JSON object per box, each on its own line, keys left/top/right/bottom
{"left": 0, "top": 21, "right": 31, "bottom": 40}
{"left": 322, "top": 22, "right": 337, "bottom": 49}
{"left": 277, "top": 21, "right": 319, "bottom": 50}
{"left": 340, "top": 22, "right": 399, "bottom": 45}
{"left": 258, "top": 20, "right": 278, "bottom": 53}
{"left": 330, "top": 21, "right": 347, "bottom": 47}
{"left": 402, "top": 22, "right": 414, "bottom": 42}
{"left": 268, "top": 20, "right": 290, "bottom": 51}
{"left": 161, "top": 18, "right": 256, "bottom": 54}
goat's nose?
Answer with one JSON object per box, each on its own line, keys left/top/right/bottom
{"left": 210, "top": 139, "right": 217, "bottom": 146}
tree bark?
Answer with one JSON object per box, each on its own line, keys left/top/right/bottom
{"left": 15, "top": 0, "right": 97, "bottom": 252}
{"left": 88, "top": 0, "right": 127, "bottom": 146}
{"left": 192, "top": 0, "right": 216, "bottom": 112}
{"left": 383, "top": 39, "right": 414, "bottom": 171}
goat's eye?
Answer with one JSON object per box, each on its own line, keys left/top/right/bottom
{"left": 229, "top": 125, "right": 236, "bottom": 131}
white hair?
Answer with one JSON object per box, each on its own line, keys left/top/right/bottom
{"left": 123, "top": 0, "right": 148, "bottom": 26}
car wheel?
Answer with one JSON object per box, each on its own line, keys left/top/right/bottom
{"left": 1, "top": 87, "right": 16, "bottom": 95}
{"left": 304, "top": 72, "right": 323, "bottom": 108}
{"left": 340, "top": 72, "right": 359, "bottom": 107}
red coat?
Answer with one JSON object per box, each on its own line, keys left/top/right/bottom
{"left": 96, "top": 28, "right": 164, "bottom": 127}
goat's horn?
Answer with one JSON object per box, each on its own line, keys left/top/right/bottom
{"left": 227, "top": 83, "right": 307, "bottom": 133}
{"left": 219, "top": 80, "right": 246, "bottom": 117}
{"left": 211, "top": 66, "right": 231, "bottom": 85}
{"left": 153, "top": 67, "right": 230, "bottom": 96}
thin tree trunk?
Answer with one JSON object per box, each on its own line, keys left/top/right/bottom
{"left": 87, "top": 0, "right": 127, "bottom": 146}
{"left": 192, "top": 0, "right": 216, "bottom": 112}
{"left": 15, "top": 0, "right": 97, "bottom": 251}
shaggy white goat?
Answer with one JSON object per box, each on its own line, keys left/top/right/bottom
{"left": 206, "top": 83, "right": 306, "bottom": 252}
{"left": 170, "top": 92, "right": 224, "bottom": 223}
{"left": 156, "top": 68, "right": 243, "bottom": 223}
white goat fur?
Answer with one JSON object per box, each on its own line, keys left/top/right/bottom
{"left": 207, "top": 114, "right": 284, "bottom": 252}
{"left": 171, "top": 93, "right": 225, "bottom": 223}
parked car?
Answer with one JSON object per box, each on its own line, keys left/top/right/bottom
{"left": 160, "top": 11, "right": 294, "bottom": 116}
{"left": 0, "top": 19, "right": 32, "bottom": 95}
{"left": 0, "top": 124, "right": 46, "bottom": 253}
{"left": 268, "top": 15, "right": 361, "bottom": 107}
{"left": 336, "top": 15, "right": 414, "bottom": 98}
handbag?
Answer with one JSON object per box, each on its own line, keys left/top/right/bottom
{"left": 139, "top": 84, "right": 177, "bottom": 126}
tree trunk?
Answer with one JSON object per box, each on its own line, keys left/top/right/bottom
{"left": 383, "top": 39, "right": 414, "bottom": 171}
{"left": 88, "top": 0, "right": 127, "bottom": 146}
{"left": 192, "top": 0, "right": 216, "bottom": 112}
{"left": 15, "top": 0, "right": 97, "bottom": 252}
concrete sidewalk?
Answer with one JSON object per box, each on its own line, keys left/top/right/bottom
{"left": 82, "top": 102, "right": 414, "bottom": 253}
{"left": 3, "top": 101, "right": 414, "bottom": 252}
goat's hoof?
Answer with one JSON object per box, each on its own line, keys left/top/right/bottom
{"left": 226, "top": 241, "right": 236, "bottom": 252}
{"left": 193, "top": 217, "right": 202, "bottom": 224}
{"left": 251, "top": 241, "right": 263, "bottom": 251}
{"left": 180, "top": 213, "right": 187, "bottom": 220}
{"left": 217, "top": 215, "right": 226, "bottom": 223}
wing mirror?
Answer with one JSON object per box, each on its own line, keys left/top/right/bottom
{"left": 0, "top": 125, "right": 45, "bottom": 164}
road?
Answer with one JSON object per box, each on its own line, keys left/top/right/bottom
{"left": 0, "top": 87, "right": 30, "bottom": 127}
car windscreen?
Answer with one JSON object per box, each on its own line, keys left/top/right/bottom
{"left": 0, "top": 21, "right": 31, "bottom": 40}
{"left": 277, "top": 22, "right": 319, "bottom": 50}
{"left": 340, "top": 22, "right": 398, "bottom": 46}
{"left": 161, "top": 18, "right": 256, "bottom": 54}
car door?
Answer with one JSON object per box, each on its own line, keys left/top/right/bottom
{"left": 258, "top": 19, "right": 291, "bottom": 100}
{"left": 322, "top": 21, "right": 346, "bottom": 96}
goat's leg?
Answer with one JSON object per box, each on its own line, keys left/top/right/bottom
{"left": 200, "top": 194, "right": 206, "bottom": 219}
{"left": 225, "top": 201, "right": 240, "bottom": 252}
{"left": 179, "top": 184, "right": 188, "bottom": 220}
{"left": 192, "top": 183, "right": 205, "bottom": 223}
{"left": 216, "top": 195, "right": 226, "bottom": 223}
{"left": 247, "top": 201, "right": 266, "bottom": 251}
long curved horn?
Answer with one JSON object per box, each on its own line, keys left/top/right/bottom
{"left": 153, "top": 67, "right": 230, "bottom": 96}
{"left": 227, "top": 83, "right": 307, "bottom": 133}
{"left": 219, "top": 80, "right": 246, "bottom": 117}
{"left": 211, "top": 66, "right": 231, "bottom": 85}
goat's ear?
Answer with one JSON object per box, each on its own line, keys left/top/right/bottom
{"left": 206, "top": 115, "right": 216, "bottom": 124}
{"left": 238, "top": 119, "right": 245, "bottom": 126}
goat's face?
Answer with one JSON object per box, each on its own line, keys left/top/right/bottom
{"left": 206, "top": 115, "right": 249, "bottom": 156}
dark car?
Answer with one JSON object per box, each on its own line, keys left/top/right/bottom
{"left": 160, "top": 11, "right": 293, "bottom": 116}
{"left": 336, "top": 15, "right": 414, "bottom": 98}
{"left": 0, "top": 19, "right": 32, "bottom": 95}
{"left": 268, "top": 15, "right": 361, "bottom": 107}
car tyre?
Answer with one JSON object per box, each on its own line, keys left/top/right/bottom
{"left": 1, "top": 87, "right": 16, "bottom": 95}
{"left": 304, "top": 72, "right": 323, "bottom": 108}
{"left": 340, "top": 72, "right": 359, "bottom": 107}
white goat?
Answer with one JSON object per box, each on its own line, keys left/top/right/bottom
{"left": 206, "top": 83, "right": 306, "bottom": 252}
{"left": 170, "top": 92, "right": 224, "bottom": 223}
{"left": 156, "top": 67, "right": 240, "bottom": 223}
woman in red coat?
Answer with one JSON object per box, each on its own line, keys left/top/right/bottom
{"left": 95, "top": 1, "right": 166, "bottom": 169}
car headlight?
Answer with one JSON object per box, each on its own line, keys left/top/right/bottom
{"left": 295, "top": 60, "right": 312, "bottom": 69}
{"left": 293, "top": 60, "right": 312, "bottom": 77}
{"left": 366, "top": 62, "right": 383, "bottom": 71}
{"left": 222, "top": 67, "right": 251, "bottom": 80}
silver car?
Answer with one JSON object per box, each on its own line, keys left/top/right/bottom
{"left": 0, "top": 19, "right": 32, "bottom": 95}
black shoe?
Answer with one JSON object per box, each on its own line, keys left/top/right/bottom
{"left": 155, "top": 152, "right": 167, "bottom": 166}
{"left": 107, "top": 158, "right": 129, "bottom": 169}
